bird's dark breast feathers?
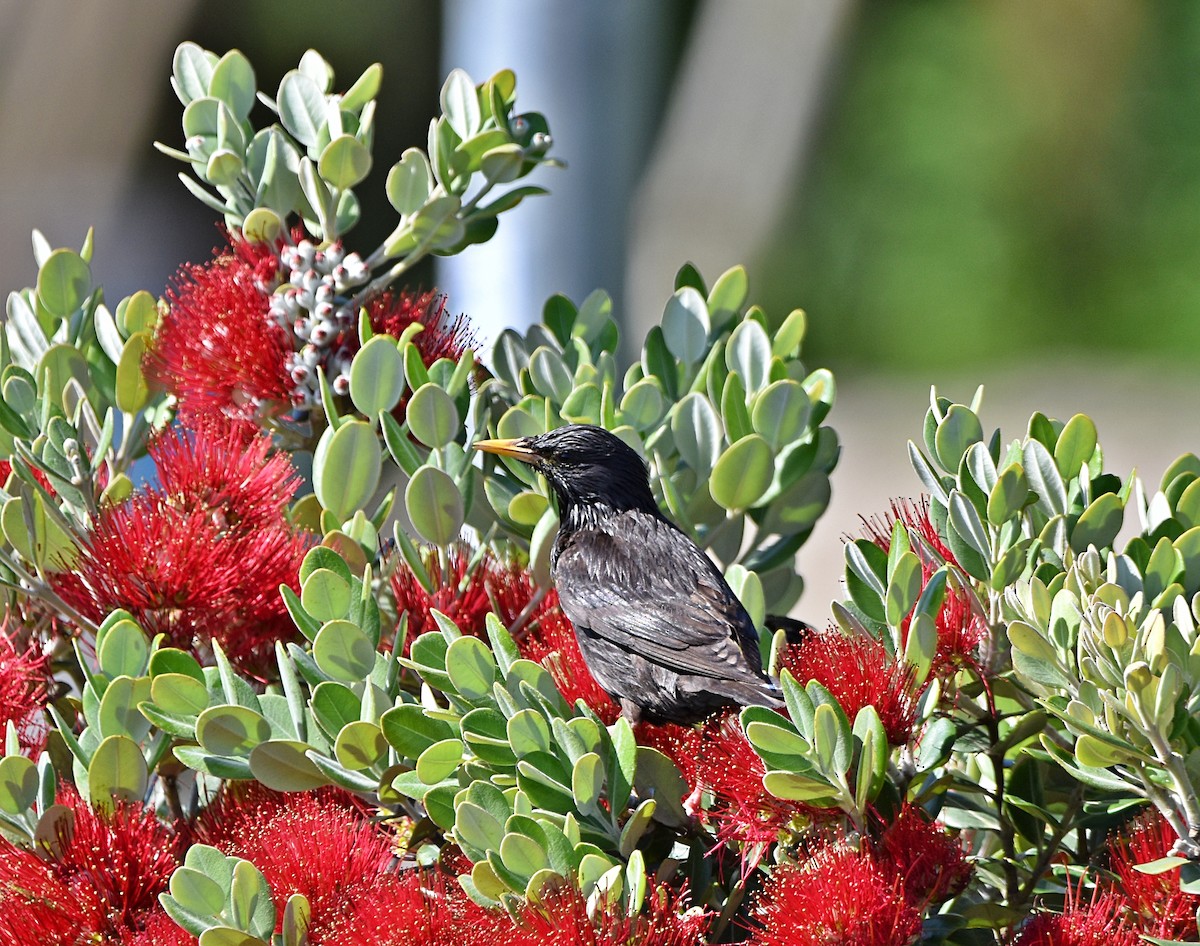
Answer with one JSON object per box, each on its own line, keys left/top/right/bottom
{"left": 551, "top": 509, "right": 773, "bottom": 723}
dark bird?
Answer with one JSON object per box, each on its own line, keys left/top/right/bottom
{"left": 474, "top": 424, "right": 782, "bottom": 725}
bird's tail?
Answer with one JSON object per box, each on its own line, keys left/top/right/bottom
{"left": 718, "top": 678, "right": 785, "bottom": 712}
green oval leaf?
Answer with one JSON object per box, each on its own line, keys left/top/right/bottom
{"left": 97, "top": 619, "right": 149, "bottom": 678}
{"left": 619, "top": 379, "right": 665, "bottom": 431}
{"left": 445, "top": 635, "right": 498, "bottom": 700}
{"left": 710, "top": 435, "right": 773, "bottom": 510}
{"left": 405, "top": 466, "right": 464, "bottom": 545}
{"left": 661, "top": 288, "right": 710, "bottom": 364}
{"left": 313, "top": 619, "right": 376, "bottom": 682}
{"left": 248, "top": 740, "right": 329, "bottom": 792}
{"left": 349, "top": 336, "right": 405, "bottom": 420}
{"left": 210, "top": 50, "right": 256, "bottom": 122}
{"left": 334, "top": 721, "right": 387, "bottom": 771}
{"left": 707, "top": 265, "right": 749, "bottom": 330}
{"left": 0, "top": 755, "right": 37, "bottom": 815}
{"left": 98, "top": 675, "right": 153, "bottom": 742}
{"left": 671, "top": 393, "right": 722, "bottom": 474}
{"left": 319, "top": 134, "right": 372, "bottom": 189}
{"left": 195, "top": 705, "right": 272, "bottom": 757}
{"left": 386, "top": 148, "right": 434, "bottom": 215}
{"left": 37, "top": 249, "right": 91, "bottom": 319}
{"left": 88, "top": 734, "right": 148, "bottom": 810}
{"left": 407, "top": 383, "right": 460, "bottom": 448}
{"left": 416, "top": 737, "right": 464, "bottom": 784}
{"left": 935, "top": 405, "right": 984, "bottom": 472}
{"left": 313, "top": 419, "right": 382, "bottom": 519}
{"left": 149, "top": 673, "right": 209, "bottom": 717}
{"left": 1054, "top": 413, "right": 1098, "bottom": 480}
{"left": 301, "top": 567, "right": 352, "bottom": 623}
{"left": 751, "top": 380, "right": 811, "bottom": 450}
{"left": 1070, "top": 492, "right": 1124, "bottom": 554}
{"left": 725, "top": 319, "right": 772, "bottom": 393}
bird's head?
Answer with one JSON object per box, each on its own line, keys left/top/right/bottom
{"left": 473, "top": 424, "right": 659, "bottom": 520}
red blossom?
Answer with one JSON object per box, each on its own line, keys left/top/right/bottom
{"left": 389, "top": 545, "right": 523, "bottom": 647}
{"left": 1104, "top": 807, "right": 1200, "bottom": 940}
{"left": 1012, "top": 885, "right": 1141, "bottom": 946}
{"left": 872, "top": 805, "right": 972, "bottom": 907}
{"left": 780, "top": 629, "right": 917, "bottom": 745}
{"left": 120, "top": 908, "right": 198, "bottom": 946}
{"left": 148, "top": 231, "right": 293, "bottom": 420}
{"left": 367, "top": 290, "right": 475, "bottom": 367}
{"left": 52, "top": 788, "right": 180, "bottom": 938}
{"left": 693, "top": 714, "right": 820, "bottom": 869}
{"left": 0, "top": 616, "right": 49, "bottom": 754}
{"left": 863, "top": 497, "right": 988, "bottom": 672}
{"left": 508, "top": 883, "right": 710, "bottom": 946}
{"left": 744, "top": 844, "right": 922, "bottom": 946}
{"left": 195, "top": 786, "right": 393, "bottom": 942}
{"left": 863, "top": 497, "right": 955, "bottom": 565}
{"left": 321, "top": 869, "right": 513, "bottom": 946}
{"left": 0, "top": 787, "right": 178, "bottom": 945}
{"left": 0, "top": 840, "right": 104, "bottom": 946}
{"left": 52, "top": 421, "right": 310, "bottom": 677}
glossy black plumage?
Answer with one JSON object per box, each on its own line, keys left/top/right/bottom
{"left": 474, "top": 424, "right": 781, "bottom": 725}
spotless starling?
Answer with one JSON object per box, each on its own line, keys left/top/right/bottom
{"left": 474, "top": 424, "right": 782, "bottom": 725}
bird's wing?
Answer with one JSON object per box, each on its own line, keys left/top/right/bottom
{"left": 553, "top": 511, "right": 765, "bottom": 682}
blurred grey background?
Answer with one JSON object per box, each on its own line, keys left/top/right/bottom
{"left": 3, "top": 0, "right": 1198, "bottom": 612}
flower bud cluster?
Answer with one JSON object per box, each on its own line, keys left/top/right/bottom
{"left": 269, "top": 240, "right": 371, "bottom": 407}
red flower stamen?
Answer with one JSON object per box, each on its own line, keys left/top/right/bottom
{"left": 0, "top": 616, "right": 49, "bottom": 755}
{"left": 780, "top": 629, "right": 917, "bottom": 745}
{"left": 872, "top": 804, "right": 972, "bottom": 907}
{"left": 1012, "top": 883, "right": 1141, "bottom": 946}
{"left": 744, "top": 844, "right": 922, "bottom": 946}
{"left": 863, "top": 497, "right": 988, "bottom": 672}
{"left": 148, "top": 232, "right": 293, "bottom": 421}
{"left": 1104, "top": 807, "right": 1200, "bottom": 939}
{"left": 52, "top": 421, "right": 310, "bottom": 677}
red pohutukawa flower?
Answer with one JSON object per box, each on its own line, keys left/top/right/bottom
{"left": 0, "top": 787, "right": 178, "bottom": 945}
{"left": 120, "top": 908, "right": 198, "bottom": 946}
{"left": 744, "top": 844, "right": 922, "bottom": 946}
{"left": 1104, "top": 807, "right": 1200, "bottom": 939}
{"left": 321, "top": 869, "right": 513, "bottom": 946}
{"left": 389, "top": 545, "right": 531, "bottom": 646}
{"left": 196, "top": 786, "right": 393, "bottom": 941}
{"left": 0, "top": 616, "right": 49, "bottom": 754}
{"left": 1012, "top": 885, "right": 1142, "bottom": 946}
{"left": 148, "top": 231, "right": 293, "bottom": 420}
{"left": 872, "top": 805, "right": 972, "bottom": 907}
{"left": 0, "top": 841, "right": 104, "bottom": 946}
{"left": 864, "top": 497, "right": 988, "bottom": 672}
{"left": 507, "top": 883, "right": 711, "bottom": 946}
{"left": 693, "top": 714, "right": 818, "bottom": 867}
{"left": 389, "top": 545, "right": 621, "bottom": 720}
{"left": 366, "top": 289, "right": 475, "bottom": 368}
{"left": 52, "top": 421, "right": 311, "bottom": 676}
{"left": 780, "top": 629, "right": 917, "bottom": 745}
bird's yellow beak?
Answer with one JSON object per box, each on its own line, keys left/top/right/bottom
{"left": 472, "top": 437, "right": 538, "bottom": 462}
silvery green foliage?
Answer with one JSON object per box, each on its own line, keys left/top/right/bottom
{"left": 161, "top": 44, "right": 557, "bottom": 267}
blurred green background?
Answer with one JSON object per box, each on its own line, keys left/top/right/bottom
{"left": 761, "top": 2, "right": 1200, "bottom": 373}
